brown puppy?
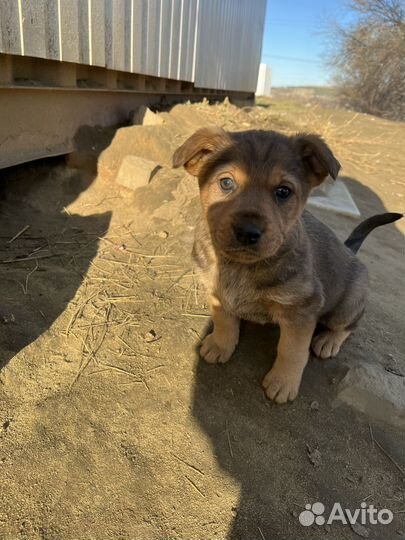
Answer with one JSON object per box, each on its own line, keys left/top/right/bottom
{"left": 173, "top": 127, "right": 401, "bottom": 404}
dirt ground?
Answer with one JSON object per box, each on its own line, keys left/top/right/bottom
{"left": 0, "top": 97, "right": 404, "bottom": 540}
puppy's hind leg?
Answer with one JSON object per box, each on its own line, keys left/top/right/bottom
{"left": 312, "top": 268, "right": 368, "bottom": 360}
{"left": 312, "top": 327, "right": 352, "bottom": 359}
{"left": 200, "top": 295, "right": 240, "bottom": 364}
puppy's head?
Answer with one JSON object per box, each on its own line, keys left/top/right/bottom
{"left": 173, "top": 127, "right": 340, "bottom": 263}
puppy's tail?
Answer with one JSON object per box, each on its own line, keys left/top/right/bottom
{"left": 344, "top": 212, "right": 402, "bottom": 254}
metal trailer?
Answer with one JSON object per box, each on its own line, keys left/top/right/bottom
{"left": 0, "top": 0, "right": 266, "bottom": 169}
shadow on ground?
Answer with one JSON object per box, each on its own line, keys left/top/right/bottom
{"left": 192, "top": 176, "right": 404, "bottom": 540}
{"left": 0, "top": 126, "right": 114, "bottom": 370}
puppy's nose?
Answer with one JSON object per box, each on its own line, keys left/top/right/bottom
{"left": 233, "top": 223, "right": 262, "bottom": 246}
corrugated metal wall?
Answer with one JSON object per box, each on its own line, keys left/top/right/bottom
{"left": 194, "top": 0, "right": 266, "bottom": 91}
{"left": 0, "top": 0, "right": 266, "bottom": 92}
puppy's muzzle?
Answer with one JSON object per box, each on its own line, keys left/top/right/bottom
{"left": 233, "top": 222, "right": 263, "bottom": 246}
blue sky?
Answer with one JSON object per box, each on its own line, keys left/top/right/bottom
{"left": 260, "top": 0, "right": 348, "bottom": 87}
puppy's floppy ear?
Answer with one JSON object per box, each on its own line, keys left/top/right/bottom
{"left": 293, "top": 133, "right": 340, "bottom": 185}
{"left": 172, "top": 127, "right": 231, "bottom": 177}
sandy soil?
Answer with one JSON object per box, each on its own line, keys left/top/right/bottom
{"left": 0, "top": 98, "right": 404, "bottom": 540}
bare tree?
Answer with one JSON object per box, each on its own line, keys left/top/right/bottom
{"left": 328, "top": 0, "right": 405, "bottom": 120}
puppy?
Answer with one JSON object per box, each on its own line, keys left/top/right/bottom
{"left": 173, "top": 127, "right": 401, "bottom": 403}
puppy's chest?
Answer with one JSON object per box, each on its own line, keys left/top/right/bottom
{"left": 215, "top": 266, "right": 277, "bottom": 324}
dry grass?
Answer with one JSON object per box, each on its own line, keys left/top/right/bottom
{"left": 64, "top": 229, "right": 203, "bottom": 389}
{"left": 261, "top": 102, "right": 399, "bottom": 176}
{"left": 290, "top": 106, "right": 394, "bottom": 175}
{"left": 200, "top": 97, "right": 398, "bottom": 176}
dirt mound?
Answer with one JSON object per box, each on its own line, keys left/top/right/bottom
{"left": 98, "top": 104, "right": 213, "bottom": 181}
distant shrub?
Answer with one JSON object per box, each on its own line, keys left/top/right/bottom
{"left": 328, "top": 0, "right": 405, "bottom": 121}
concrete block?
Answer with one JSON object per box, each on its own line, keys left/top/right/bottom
{"left": 116, "top": 155, "right": 160, "bottom": 190}
{"left": 336, "top": 363, "right": 405, "bottom": 428}
{"left": 308, "top": 178, "right": 361, "bottom": 218}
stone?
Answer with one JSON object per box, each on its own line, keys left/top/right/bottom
{"left": 336, "top": 363, "right": 405, "bottom": 428}
{"left": 115, "top": 155, "right": 160, "bottom": 191}
{"left": 98, "top": 125, "right": 175, "bottom": 179}
{"left": 306, "top": 444, "right": 322, "bottom": 467}
{"left": 131, "top": 106, "right": 164, "bottom": 126}
{"left": 310, "top": 400, "right": 320, "bottom": 411}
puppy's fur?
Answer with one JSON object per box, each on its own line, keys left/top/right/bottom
{"left": 173, "top": 127, "right": 401, "bottom": 403}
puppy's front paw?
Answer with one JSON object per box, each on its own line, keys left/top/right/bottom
{"left": 262, "top": 366, "right": 301, "bottom": 404}
{"left": 200, "top": 333, "right": 234, "bottom": 364}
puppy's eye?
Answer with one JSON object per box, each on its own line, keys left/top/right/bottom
{"left": 275, "top": 186, "right": 292, "bottom": 200}
{"left": 219, "top": 177, "right": 236, "bottom": 193}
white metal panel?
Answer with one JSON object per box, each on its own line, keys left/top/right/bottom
{"left": 78, "top": 0, "right": 90, "bottom": 64}
{"left": 20, "top": 0, "right": 46, "bottom": 59}
{"left": 168, "top": 0, "right": 181, "bottom": 80}
{"left": 158, "top": 0, "right": 171, "bottom": 78}
{"left": 123, "top": 0, "right": 132, "bottom": 72}
{"left": 90, "top": 0, "right": 106, "bottom": 67}
{"left": 194, "top": 0, "right": 266, "bottom": 92}
{"left": 59, "top": 0, "right": 80, "bottom": 63}
{"left": 105, "top": 0, "right": 126, "bottom": 72}
{"left": 178, "top": 0, "right": 189, "bottom": 81}
{"left": 145, "top": 0, "right": 160, "bottom": 77}
{"left": 181, "top": 0, "right": 197, "bottom": 82}
{"left": 0, "top": 0, "right": 23, "bottom": 55}
{"left": 131, "top": 0, "right": 146, "bottom": 74}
